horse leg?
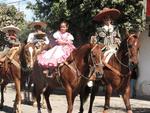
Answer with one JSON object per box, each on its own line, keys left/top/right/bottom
{"left": 65, "top": 86, "right": 73, "bottom": 113}
{"left": 43, "top": 88, "right": 52, "bottom": 113}
{"left": 79, "top": 85, "right": 91, "bottom": 113}
{"left": 88, "top": 83, "right": 99, "bottom": 113}
{"left": 36, "top": 94, "right": 42, "bottom": 113}
{"left": 33, "top": 84, "right": 42, "bottom": 113}
{"left": 0, "top": 82, "right": 7, "bottom": 109}
{"left": 13, "top": 78, "right": 22, "bottom": 113}
{"left": 122, "top": 85, "right": 133, "bottom": 113}
{"left": 103, "top": 84, "right": 112, "bottom": 113}
{"left": 79, "top": 91, "right": 84, "bottom": 113}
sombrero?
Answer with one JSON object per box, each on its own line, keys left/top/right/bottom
{"left": 30, "top": 21, "right": 47, "bottom": 28}
{"left": 93, "top": 8, "right": 121, "bottom": 22}
{"left": 1, "top": 25, "right": 21, "bottom": 33}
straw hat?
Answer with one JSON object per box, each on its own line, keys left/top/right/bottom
{"left": 1, "top": 25, "right": 21, "bottom": 34}
{"left": 93, "top": 8, "right": 121, "bottom": 22}
{"left": 30, "top": 21, "right": 47, "bottom": 28}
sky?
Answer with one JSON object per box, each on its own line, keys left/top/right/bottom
{"left": 0, "top": 0, "right": 36, "bottom": 21}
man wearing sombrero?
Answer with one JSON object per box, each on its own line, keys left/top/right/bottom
{"left": 0, "top": 25, "right": 21, "bottom": 63}
{"left": 92, "top": 7, "right": 121, "bottom": 63}
{"left": 27, "top": 21, "right": 49, "bottom": 47}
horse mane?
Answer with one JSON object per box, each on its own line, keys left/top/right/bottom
{"left": 118, "top": 37, "right": 128, "bottom": 53}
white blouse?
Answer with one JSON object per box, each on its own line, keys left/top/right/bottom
{"left": 53, "top": 31, "right": 74, "bottom": 41}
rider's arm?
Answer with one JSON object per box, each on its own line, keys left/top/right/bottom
{"left": 27, "top": 33, "right": 34, "bottom": 43}
{"left": 96, "top": 27, "right": 106, "bottom": 43}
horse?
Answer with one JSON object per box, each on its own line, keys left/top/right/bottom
{"left": 20, "top": 42, "right": 51, "bottom": 105}
{"left": 79, "top": 33, "right": 140, "bottom": 113}
{"left": 0, "top": 45, "right": 22, "bottom": 113}
{"left": 31, "top": 43, "right": 104, "bottom": 113}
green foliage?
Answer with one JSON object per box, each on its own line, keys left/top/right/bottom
{"left": 27, "top": 0, "right": 144, "bottom": 44}
{"left": 0, "top": 4, "right": 25, "bottom": 28}
{"left": 0, "top": 3, "right": 28, "bottom": 42}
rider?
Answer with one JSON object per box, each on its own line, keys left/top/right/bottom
{"left": 0, "top": 25, "right": 21, "bottom": 63}
{"left": 92, "top": 7, "right": 121, "bottom": 63}
{"left": 27, "top": 21, "right": 49, "bottom": 47}
{"left": 37, "top": 20, "right": 76, "bottom": 77}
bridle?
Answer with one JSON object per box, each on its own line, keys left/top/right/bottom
{"left": 88, "top": 44, "right": 103, "bottom": 78}
{"left": 115, "top": 34, "right": 138, "bottom": 73}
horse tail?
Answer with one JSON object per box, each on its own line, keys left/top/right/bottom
{"left": 82, "top": 85, "right": 91, "bottom": 104}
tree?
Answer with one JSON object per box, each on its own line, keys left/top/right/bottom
{"left": 0, "top": 3, "right": 27, "bottom": 41}
{"left": 27, "top": 0, "right": 144, "bottom": 44}
{"left": 0, "top": 4, "right": 25, "bottom": 28}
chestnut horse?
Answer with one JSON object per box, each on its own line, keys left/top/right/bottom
{"left": 20, "top": 42, "right": 51, "bottom": 104}
{"left": 31, "top": 43, "right": 104, "bottom": 113}
{"left": 20, "top": 43, "right": 37, "bottom": 103}
{"left": 79, "top": 33, "right": 140, "bottom": 113}
{"left": 0, "top": 45, "right": 22, "bottom": 113}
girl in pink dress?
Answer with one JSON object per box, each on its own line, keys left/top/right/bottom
{"left": 37, "top": 21, "right": 76, "bottom": 68}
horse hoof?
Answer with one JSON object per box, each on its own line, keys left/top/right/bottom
{"left": 13, "top": 109, "right": 22, "bottom": 113}
{"left": 0, "top": 104, "right": 3, "bottom": 109}
{"left": 41, "top": 104, "right": 46, "bottom": 109}
{"left": 127, "top": 110, "right": 133, "bottom": 113}
{"left": 33, "top": 103, "right": 37, "bottom": 107}
{"left": 37, "top": 110, "right": 42, "bottom": 113}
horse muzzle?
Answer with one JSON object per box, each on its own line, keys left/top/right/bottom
{"left": 96, "top": 71, "right": 103, "bottom": 79}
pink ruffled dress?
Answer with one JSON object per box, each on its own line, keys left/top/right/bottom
{"left": 37, "top": 31, "right": 76, "bottom": 68}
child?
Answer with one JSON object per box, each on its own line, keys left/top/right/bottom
{"left": 37, "top": 21, "right": 75, "bottom": 76}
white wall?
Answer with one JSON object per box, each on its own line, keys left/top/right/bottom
{"left": 136, "top": 27, "right": 150, "bottom": 98}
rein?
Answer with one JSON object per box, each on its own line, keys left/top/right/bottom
{"left": 103, "top": 38, "right": 133, "bottom": 77}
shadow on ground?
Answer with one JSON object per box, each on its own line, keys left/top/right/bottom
{"left": 94, "top": 105, "right": 150, "bottom": 113}
{"left": 0, "top": 105, "right": 13, "bottom": 113}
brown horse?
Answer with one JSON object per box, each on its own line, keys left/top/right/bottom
{"left": 79, "top": 33, "right": 140, "bottom": 113}
{"left": 31, "top": 43, "right": 104, "bottom": 113}
{"left": 20, "top": 42, "right": 50, "bottom": 104}
{"left": 0, "top": 45, "right": 22, "bottom": 113}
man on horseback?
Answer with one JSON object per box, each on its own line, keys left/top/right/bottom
{"left": 91, "top": 7, "right": 121, "bottom": 63}
{"left": 0, "top": 25, "right": 21, "bottom": 63}
{"left": 27, "top": 21, "right": 49, "bottom": 48}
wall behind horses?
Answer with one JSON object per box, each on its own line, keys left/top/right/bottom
{"left": 137, "top": 23, "right": 150, "bottom": 99}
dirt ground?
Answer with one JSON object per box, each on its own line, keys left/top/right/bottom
{"left": 0, "top": 85, "right": 150, "bottom": 113}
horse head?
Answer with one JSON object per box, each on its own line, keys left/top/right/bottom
{"left": 88, "top": 44, "right": 104, "bottom": 79}
{"left": 74, "top": 43, "right": 104, "bottom": 80}
{"left": 23, "top": 43, "right": 36, "bottom": 70}
{"left": 127, "top": 33, "right": 140, "bottom": 68}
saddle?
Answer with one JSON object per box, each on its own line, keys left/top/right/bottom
{"left": 0, "top": 46, "right": 20, "bottom": 68}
